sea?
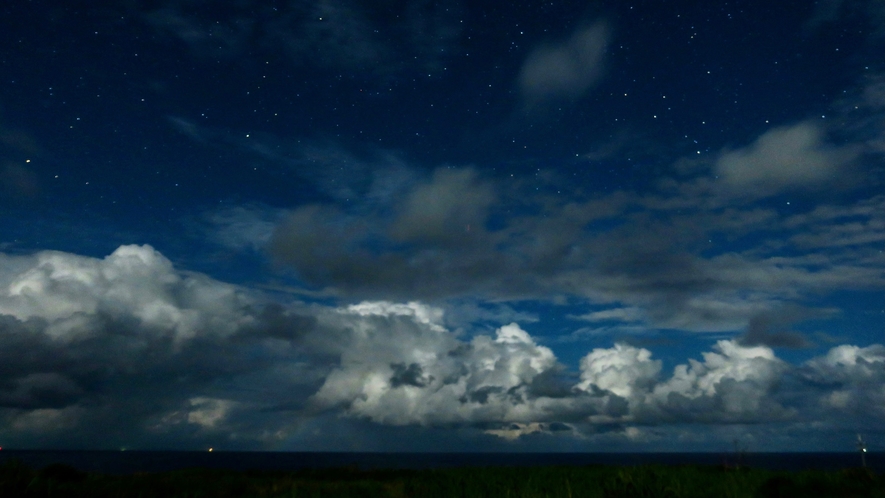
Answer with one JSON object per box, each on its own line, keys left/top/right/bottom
{"left": 0, "top": 450, "right": 881, "bottom": 475}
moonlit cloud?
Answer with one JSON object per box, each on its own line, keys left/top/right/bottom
{"left": 648, "top": 341, "right": 791, "bottom": 422}
{"left": 576, "top": 344, "right": 661, "bottom": 399}
{"left": 0, "top": 245, "right": 312, "bottom": 448}
{"left": 518, "top": 22, "right": 611, "bottom": 103}
{"left": 1, "top": 244, "right": 880, "bottom": 450}
{"left": 714, "top": 121, "right": 860, "bottom": 196}
{"left": 0, "top": 244, "right": 254, "bottom": 342}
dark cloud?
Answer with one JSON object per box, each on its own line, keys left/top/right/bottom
{"left": 389, "top": 362, "right": 432, "bottom": 388}
{"left": 269, "top": 167, "right": 511, "bottom": 300}
{"left": 461, "top": 386, "right": 502, "bottom": 404}
{"left": 388, "top": 168, "right": 496, "bottom": 246}
{"left": 240, "top": 303, "right": 317, "bottom": 342}
{"left": 547, "top": 421, "right": 572, "bottom": 432}
{"left": 0, "top": 372, "right": 83, "bottom": 410}
{"left": 266, "top": 155, "right": 882, "bottom": 334}
{"left": 173, "top": 80, "right": 882, "bottom": 337}
{"left": 737, "top": 306, "right": 830, "bottom": 349}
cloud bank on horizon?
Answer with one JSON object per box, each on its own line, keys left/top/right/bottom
{"left": 0, "top": 245, "right": 882, "bottom": 450}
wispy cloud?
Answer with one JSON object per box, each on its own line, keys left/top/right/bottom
{"left": 714, "top": 121, "right": 861, "bottom": 197}
{"left": 518, "top": 21, "right": 611, "bottom": 104}
{"left": 137, "top": 0, "right": 463, "bottom": 79}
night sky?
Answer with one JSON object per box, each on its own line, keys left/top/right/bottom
{"left": 0, "top": 0, "right": 883, "bottom": 452}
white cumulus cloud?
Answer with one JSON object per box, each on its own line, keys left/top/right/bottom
{"left": 0, "top": 244, "right": 254, "bottom": 343}
{"left": 310, "top": 310, "right": 574, "bottom": 426}
{"left": 576, "top": 343, "right": 661, "bottom": 398}
{"left": 645, "top": 340, "right": 792, "bottom": 422}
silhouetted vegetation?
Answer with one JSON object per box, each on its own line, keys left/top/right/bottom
{"left": 1, "top": 457, "right": 882, "bottom": 497}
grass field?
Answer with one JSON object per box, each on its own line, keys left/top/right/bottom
{"left": 2, "top": 458, "right": 882, "bottom": 497}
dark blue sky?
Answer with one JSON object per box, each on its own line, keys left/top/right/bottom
{"left": 0, "top": 0, "right": 883, "bottom": 451}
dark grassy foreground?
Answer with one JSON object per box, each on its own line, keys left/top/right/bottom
{"left": 1, "top": 458, "right": 882, "bottom": 497}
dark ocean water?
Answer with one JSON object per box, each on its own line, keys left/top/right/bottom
{"left": 0, "top": 450, "right": 881, "bottom": 475}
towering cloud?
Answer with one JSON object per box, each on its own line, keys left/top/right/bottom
{"left": 576, "top": 344, "right": 661, "bottom": 399}
{"left": 310, "top": 307, "right": 582, "bottom": 427}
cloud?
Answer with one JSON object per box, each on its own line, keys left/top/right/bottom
{"left": 0, "top": 245, "right": 320, "bottom": 448}
{"left": 264, "top": 151, "right": 883, "bottom": 334}
{"left": 388, "top": 168, "right": 497, "bottom": 246}
{"left": 142, "top": 6, "right": 252, "bottom": 59}
{"left": 795, "top": 344, "right": 885, "bottom": 428}
{"left": 0, "top": 244, "right": 254, "bottom": 342}
{"left": 306, "top": 304, "right": 883, "bottom": 442}
{"left": 169, "top": 87, "right": 883, "bottom": 338}
{"left": 185, "top": 397, "right": 239, "bottom": 429}
{"left": 573, "top": 340, "right": 794, "bottom": 425}
{"left": 308, "top": 311, "right": 596, "bottom": 427}
{"left": 637, "top": 341, "right": 795, "bottom": 424}
{"left": 265, "top": 0, "right": 388, "bottom": 70}
{"left": 736, "top": 305, "right": 831, "bottom": 349}
{"left": 784, "top": 195, "right": 885, "bottom": 249}
{"left": 137, "top": 0, "right": 462, "bottom": 79}
{"left": 799, "top": 343, "right": 885, "bottom": 387}
{"left": 573, "top": 307, "right": 645, "bottom": 323}
{"left": 269, "top": 166, "right": 509, "bottom": 300}
{"left": 484, "top": 422, "right": 562, "bottom": 440}
{"left": 204, "top": 204, "right": 284, "bottom": 252}
{"left": 0, "top": 372, "right": 83, "bottom": 410}
{"left": 164, "top": 120, "right": 413, "bottom": 207}
{"left": 714, "top": 121, "right": 860, "bottom": 196}
{"left": 518, "top": 22, "right": 611, "bottom": 103}
{"left": 576, "top": 344, "right": 661, "bottom": 398}
{"left": 0, "top": 245, "right": 883, "bottom": 449}
{"left": 440, "top": 300, "right": 540, "bottom": 331}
